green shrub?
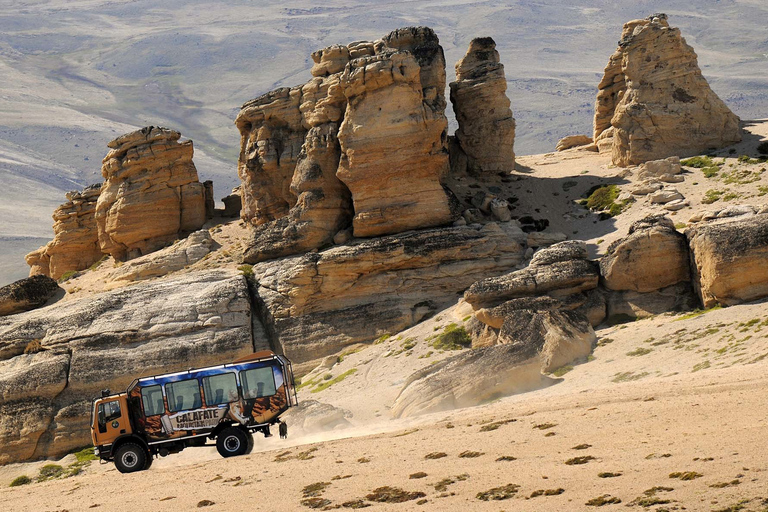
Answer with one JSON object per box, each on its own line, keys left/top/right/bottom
{"left": 237, "top": 265, "right": 253, "bottom": 278}
{"left": 701, "top": 166, "right": 719, "bottom": 178}
{"left": 9, "top": 475, "right": 31, "bottom": 487}
{"left": 431, "top": 324, "right": 472, "bottom": 351}
{"left": 680, "top": 156, "right": 714, "bottom": 168}
{"left": 583, "top": 184, "right": 630, "bottom": 217}
{"left": 702, "top": 189, "right": 724, "bottom": 204}
{"left": 58, "top": 270, "right": 79, "bottom": 282}
{"left": 37, "top": 464, "right": 64, "bottom": 481}
{"left": 88, "top": 255, "right": 109, "bottom": 271}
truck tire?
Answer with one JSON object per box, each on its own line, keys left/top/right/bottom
{"left": 216, "top": 427, "right": 248, "bottom": 458}
{"left": 245, "top": 431, "right": 254, "bottom": 455}
{"left": 144, "top": 454, "right": 154, "bottom": 470}
{"left": 114, "top": 443, "right": 147, "bottom": 473}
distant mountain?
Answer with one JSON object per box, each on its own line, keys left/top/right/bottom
{"left": 1, "top": 0, "right": 766, "bottom": 285}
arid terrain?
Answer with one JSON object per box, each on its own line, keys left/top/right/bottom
{"left": 3, "top": 118, "right": 768, "bottom": 510}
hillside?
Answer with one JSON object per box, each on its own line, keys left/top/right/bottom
{"left": 2, "top": 0, "right": 768, "bottom": 285}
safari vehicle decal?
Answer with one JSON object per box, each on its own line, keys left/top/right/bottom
{"left": 126, "top": 358, "right": 291, "bottom": 441}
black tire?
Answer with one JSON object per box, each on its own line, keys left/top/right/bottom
{"left": 216, "top": 427, "right": 248, "bottom": 458}
{"left": 245, "top": 431, "right": 254, "bottom": 455}
{"left": 114, "top": 442, "right": 148, "bottom": 473}
{"left": 144, "top": 454, "right": 154, "bottom": 470}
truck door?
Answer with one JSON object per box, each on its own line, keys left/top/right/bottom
{"left": 94, "top": 397, "right": 130, "bottom": 446}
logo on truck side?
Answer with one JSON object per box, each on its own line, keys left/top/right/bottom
{"left": 161, "top": 407, "right": 227, "bottom": 433}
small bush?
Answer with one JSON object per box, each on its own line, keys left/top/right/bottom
{"left": 757, "top": 141, "right": 768, "bottom": 155}
{"left": 430, "top": 324, "right": 471, "bottom": 351}
{"left": 310, "top": 369, "right": 357, "bottom": 393}
{"left": 24, "top": 339, "right": 44, "bottom": 354}
{"left": 73, "top": 447, "right": 97, "bottom": 463}
{"left": 702, "top": 189, "right": 725, "bottom": 204}
{"left": 701, "top": 166, "right": 719, "bottom": 178}
{"left": 681, "top": 156, "right": 714, "bottom": 168}
{"left": 37, "top": 464, "right": 64, "bottom": 481}
{"left": 9, "top": 475, "right": 31, "bottom": 487}
{"left": 237, "top": 265, "right": 253, "bottom": 278}
{"left": 58, "top": 270, "right": 79, "bottom": 282}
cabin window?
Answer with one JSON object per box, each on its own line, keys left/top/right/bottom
{"left": 166, "top": 379, "right": 202, "bottom": 412}
{"left": 241, "top": 366, "right": 277, "bottom": 399}
{"left": 140, "top": 385, "right": 165, "bottom": 416}
{"left": 202, "top": 373, "right": 238, "bottom": 406}
{"left": 97, "top": 400, "right": 121, "bottom": 433}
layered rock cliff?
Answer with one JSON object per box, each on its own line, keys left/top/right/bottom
{"left": 96, "top": 127, "right": 207, "bottom": 261}
{"left": 593, "top": 14, "right": 742, "bottom": 166}
{"left": 25, "top": 185, "right": 102, "bottom": 280}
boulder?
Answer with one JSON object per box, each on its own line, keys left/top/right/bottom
{"left": 336, "top": 50, "right": 455, "bottom": 237}
{"left": 649, "top": 188, "right": 684, "bottom": 204}
{"left": 221, "top": 187, "right": 243, "bottom": 217}
{"left": 106, "top": 230, "right": 214, "bottom": 282}
{"left": 0, "top": 271, "right": 263, "bottom": 463}
{"left": 95, "top": 127, "right": 207, "bottom": 261}
{"left": 593, "top": 14, "right": 741, "bottom": 166}
{"left": 600, "top": 215, "right": 690, "bottom": 293}
{"left": 250, "top": 223, "right": 525, "bottom": 369}
{"left": 0, "top": 276, "right": 61, "bottom": 317}
{"left": 280, "top": 399, "right": 351, "bottom": 434}
{"left": 556, "top": 135, "right": 593, "bottom": 152}
{"left": 464, "top": 258, "right": 599, "bottom": 309}
{"left": 637, "top": 156, "right": 682, "bottom": 182}
{"left": 25, "top": 184, "right": 103, "bottom": 280}
{"left": 449, "top": 37, "right": 515, "bottom": 174}
{"left": 392, "top": 303, "right": 595, "bottom": 418}
{"left": 687, "top": 214, "right": 768, "bottom": 307}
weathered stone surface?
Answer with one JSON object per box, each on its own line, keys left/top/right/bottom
{"left": 687, "top": 214, "right": 768, "bottom": 307}
{"left": 107, "top": 230, "right": 214, "bottom": 282}
{"left": 449, "top": 37, "right": 515, "bottom": 174}
{"left": 689, "top": 204, "right": 759, "bottom": 224}
{"left": 26, "top": 184, "right": 103, "bottom": 280}
{"left": 594, "top": 14, "right": 741, "bottom": 166}
{"left": 0, "top": 275, "right": 61, "bottom": 317}
{"left": 0, "top": 271, "right": 265, "bottom": 462}
{"left": 649, "top": 187, "right": 684, "bottom": 204}
{"left": 600, "top": 215, "right": 690, "bottom": 293}
{"left": 606, "top": 282, "right": 698, "bottom": 320}
{"left": 392, "top": 303, "right": 594, "bottom": 417}
{"left": 243, "top": 72, "right": 353, "bottom": 262}
{"left": 556, "top": 135, "right": 593, "bottom": 152}
{"left": 637, "top": 156, "right": 682, "bottom": 182}
{"left": 465, "top": 258, "right": 599, "bottom": 310}
{"left": 221, "top": 187, "right": 243, "bottom": 217}
{"left": 530, "top": 240, "right": 588, "bottom": 267}
{"left": 235, "top": 88, "right": 306, "bottom": 226}
{"left": 336, "top": 50, "right": 454, "bottom": 237}
{"left": 391, "top": 343, "right": 554, "bottom": 418}
{"left": 95, "top": 127, "right": 207, "bottom": 261}
{"left": 527, "top": 231, "right": 567, "bottom": 248}
{"left": 250, "top": 224, "right": 525, "bottom": 369}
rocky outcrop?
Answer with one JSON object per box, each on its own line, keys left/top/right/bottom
{"left": 250, "top": 223, "right": 525, "bottom": 371}
{"left": 556, "top": 135, "right": 593, "bottom": 152}
{"left": 25, "top": 185, "right": 103, "bottom": 280}
{"left": 106, "top": 230, "right": 214, "bottom": 283}
{"left": 0, "top": 276, "right": 61, "bottom": 317}
{"left": 601, "top": 215, "right": 696, "bottom": 319}
{"left": 235, "top": 88, "right": 306, "bottom": 226}
{"left": 221, "top": 187, "right": 243, "bottom": 217}
{"left": 687, "top": 214, "right": 768, "bottom": 308}
{"left": 593, "top": 14, "right": 741, "bottom": 166}
{"left": 280, "top": 399, "right": 351, "bottom": 434}
{"left": 95, "top": 127, "right": 207, "bottom": 261}
{"left": 391, "top": 343, "right": 557, "bottom": 418}
{"left": 337, "top": 50, "right": 454, "bottom": 237}
{"left": 449, "top": 37, "right": 515, "bottom": 174}
{"left": 0, "top": 271, "right": 264, "bottom": 463}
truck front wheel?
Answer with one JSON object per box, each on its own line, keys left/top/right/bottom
{"left": 216, "top": 427, "right": 248, "bottom": 458}
{"left": 114, "top": 442, "right": 148, "bottom": 473}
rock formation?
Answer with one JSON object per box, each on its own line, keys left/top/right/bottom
{"left": 687, "top": 214, "right": 768, "bottom": 308}
{"left": 556, "top": 135, "right": 594, "bottom": 152}
{"left": 337, "top": 50, "right": 455, "bottom": 236}
{"left": 25, "top": 184, "right": 102, "bottom": 280}
{"left": 249, "top": 223, "right": 526, "bottom": 372}
{"left": 0, "top": 276, "right": 61, "bottom": 317}
{"left": 600, "top": 215, "right": 696, "bottom": 319}
{"left": 106, "top": 230, "right": 214, "bottom": 283}
{"left": 0, "top": 271, "right": 263, "bottom": 463}
{"left": 593, "top": 14, "right": 741, "bottom": 166}
{"left": 450, "top": 37, "right": 515, "bottom": 174}
{"left": 95, "top": 127, "right": 207, "bottom": 261}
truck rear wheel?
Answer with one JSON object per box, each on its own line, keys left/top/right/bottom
{"left": 216, "top": 427, "right": 248, "bottom": 458}
{"left": 245, "top": 431, "right": 254, "bottom": 455}
{"left": 114, "top": 442, "right": 147, "bottom": 473}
